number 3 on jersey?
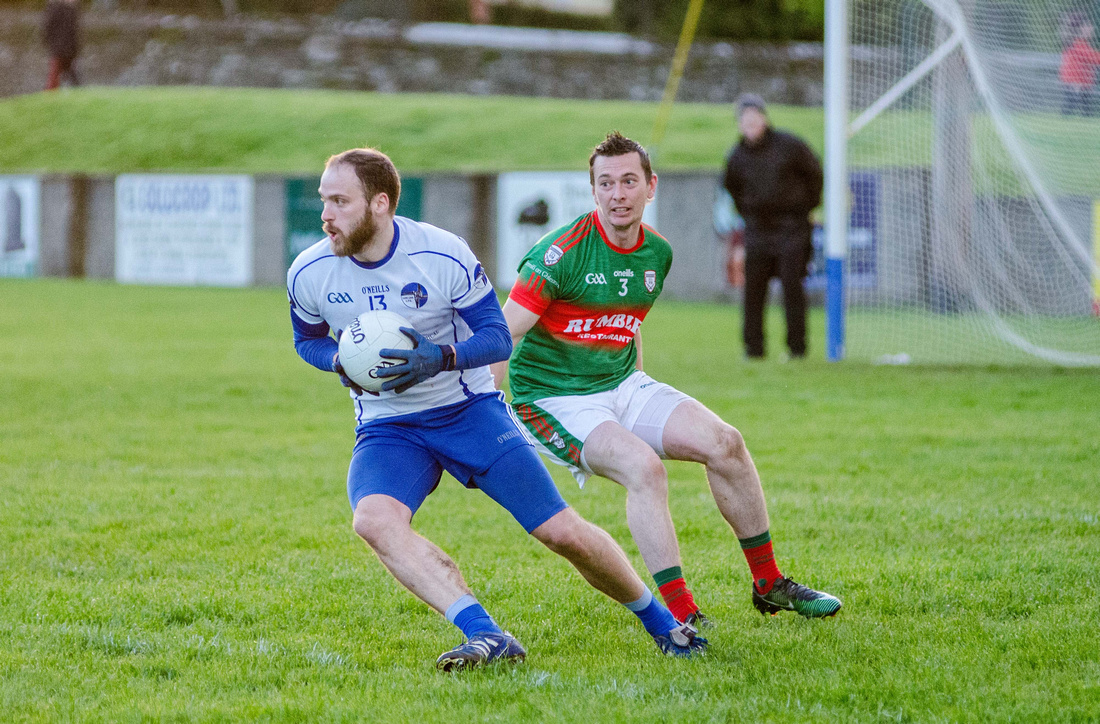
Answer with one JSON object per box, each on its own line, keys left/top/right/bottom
{"left": 618, "top": 278, "right": 628, "bottom": 296}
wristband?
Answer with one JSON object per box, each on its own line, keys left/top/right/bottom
{"left": 441, "top": 345, "right": 457, "bottom": 372}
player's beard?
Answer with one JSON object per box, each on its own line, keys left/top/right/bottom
{"left": 328, "top": 212, "right": 379, "bottom": 258}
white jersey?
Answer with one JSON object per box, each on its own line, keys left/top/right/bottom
{"left": 288, "top": 216, "right": 497, "bottom": 426}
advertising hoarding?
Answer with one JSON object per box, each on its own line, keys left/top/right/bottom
{"left": 116, "top": 175, "right": 254, "bottom": 286}
{"left": 496, "top": 171, "right": 657, "bottom": 288}
{"left": 284, "top": 177, "right": 422, "bottom": 269}
{"left": 0, "top": 176, "right": 40, "bottom": 278}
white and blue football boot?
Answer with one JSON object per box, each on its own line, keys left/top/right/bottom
{"left": 436, "top": 631, "right": 527, "bottom": 671}
{"left": 652, "top": 622, "right": 708, "bottom": 658}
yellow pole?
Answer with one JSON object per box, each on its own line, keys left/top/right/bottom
{"left": 1093, "top": 200, "right": 1100, "bottom": 316}
{"left": 651, "top": 0, "right": 706, "bottom": 156}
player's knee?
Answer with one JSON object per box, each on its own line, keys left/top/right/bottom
{"left": 714, "top": 424, "right": 748, "bottom": 464}
{"left": 627, "top": 452, "right": 668, "bottom": 496}
{"left": 543, "top": 526, "right": 590, "bottom": 559}
{"left": 531, "top": 512, "right": 589, "bottom": 558}
{"left": 352, "top": 505, "right": 400, "bottom": 550}
{"left": 351, "top": 512, "right": 377, "bottom": 547}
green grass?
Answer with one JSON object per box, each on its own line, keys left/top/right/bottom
{"left": 0, "top": 87, "right": 824, "bottom": 174}
{"left": 6, "top": 87, "right": 1100, "bottom": 194}
{"left": 1, "top": 278, "right": 1098, "bottom": 721}
{"left": 845, "top": 307, "right": 1100, "bottom": 366}
{"left": 851, "top": 109, "right": 1100, "bottom": 196}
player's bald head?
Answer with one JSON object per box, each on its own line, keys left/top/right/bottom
{"left": 326, "top": 148, "right": 401, "bottom": 214}
{"left": 589, "top": 132, "right": 652, "bottom": 185}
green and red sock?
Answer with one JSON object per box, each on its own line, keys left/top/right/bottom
{"left": 739, "top": 530, "right": 783, "bottom": 594}
{"left": 653, "top": 565, "right": 699, "bottom": 622}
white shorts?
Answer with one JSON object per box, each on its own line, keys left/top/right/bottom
{"left": 511, "top": 370, "right": 694, "bottom": 487}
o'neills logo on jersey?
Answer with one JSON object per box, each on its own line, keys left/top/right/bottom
{"left": 543, "top": 244, "right": 565, "bottom": 266}
{"left": 644, "top": 270, "right": 656, "bottom": 292}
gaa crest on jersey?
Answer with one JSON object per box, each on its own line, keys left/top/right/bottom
{"left": 401, "top": 282, "right": 428, "bottom": 308}
{"left": 543, "top": 244, "right": 565, "bottom": 266}
{"left": 644, "top": 270, "right": 657, "bottom": 292}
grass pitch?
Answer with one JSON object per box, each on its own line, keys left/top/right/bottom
{"left": 0, "top": 87, "right": 824, "bottom": 174}
{"left": 1, "top": 278, "right": 1098, "bottom": 722}
{"left": 5, "top": 87, "right": 1100, "bottom": 194}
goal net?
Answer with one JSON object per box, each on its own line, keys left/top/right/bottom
{"left": 839, "top": 0, "right": 1100, "bottom": 365}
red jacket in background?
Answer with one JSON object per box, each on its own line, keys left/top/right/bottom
{"left": 1059, "top": 38, "right": 1100, "bottom": 87}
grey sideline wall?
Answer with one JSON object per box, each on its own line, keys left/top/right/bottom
{"left": 0, "top": 8, "right": 824, "bottom": 105}
{"left": 1, "top": 8, "right": 1067, "bottom": 110}
{"left": 36, "top": 172, "right": 728, "bottom": 300}
{"left": 34, "top": 171, "right": 1095, "bottom": 312}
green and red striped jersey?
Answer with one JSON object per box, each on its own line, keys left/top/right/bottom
{"left": 507, "top": 210, "right": 673, "bottom": 404}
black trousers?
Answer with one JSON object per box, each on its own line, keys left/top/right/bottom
{"left": 1062, "top": 85, "right": 1096, "bottom": 116}
{"left": 742, "top": 242, "right": 809, "bottom": 358}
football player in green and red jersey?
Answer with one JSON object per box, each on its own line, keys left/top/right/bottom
{"left": 492, "top": 132, "right": 842, "bottom": 623}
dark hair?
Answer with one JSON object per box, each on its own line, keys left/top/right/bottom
{"left": 589, "top": 131, "right": 652, "bottom": 185}
{"left": 735, "top": 92, "right": 767, "bottom": 117}
{"left": 326, "top": 148, "right": 401, "bottom": 213}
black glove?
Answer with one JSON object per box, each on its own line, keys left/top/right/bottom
{"left": 331, "top": 352, "right": 365, "bottom": 396}
{"left": 377, "top": 327, "right": 455, "bottom": 394}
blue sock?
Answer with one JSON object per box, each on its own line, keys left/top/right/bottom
{"left": 445, "top": 594, "right": 502, "bottom": 638}
{"left": 624, "top": 588, "right": 678, "bottom": 638}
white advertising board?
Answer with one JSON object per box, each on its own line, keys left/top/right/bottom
{"left": 495, "top": 172, "right": 657, "bottom": 288}
{"left": 0, "top": 176, "right": 41, "bottom": 278}
{"left": 115, "top": 175, "right": 254, "bottom": 286}
{"left": 485, "top": 0, "right": 612, "bottom": 16}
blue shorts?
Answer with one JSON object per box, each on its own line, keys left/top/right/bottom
{"left": 347, "top": 392, "right": 569, "bottom": 533}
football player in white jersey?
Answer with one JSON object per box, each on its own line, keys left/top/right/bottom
{"left": 287, "top": 148, "right": 705, "bottom": 670}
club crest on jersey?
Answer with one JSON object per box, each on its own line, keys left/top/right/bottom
{"left": 543, "top": 244, "right": 565, "bottom": 266}
{"left": 473, "top": 263, "right": 488, "bottom": 289}
{"left": 548, "top": 432, "right": 567, "bottom": 450}
{"left": 401, "top": 282, "right": 428, "bottom": 308}
{"left": 644, "top": 270, "right": 656, "bottom": 292}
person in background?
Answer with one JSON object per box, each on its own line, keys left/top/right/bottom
{"left": 723, "top": 93, "right": 822, "bottom": 361}
{"left": 1060, "top": 13, "right": 1100, "bottom": 116}
{"left": 469, "top": 0, "right": 491, "bottom": 24}
{"left": 42, "top": 0, "right": 82, "bottom": 91}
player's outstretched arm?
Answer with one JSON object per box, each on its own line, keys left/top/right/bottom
{"left": 491, "top": 299, "right": 542, "bottom": 391}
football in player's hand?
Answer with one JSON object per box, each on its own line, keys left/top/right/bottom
{"left": 337, "top": 310, "right": 415, "bottom": 392}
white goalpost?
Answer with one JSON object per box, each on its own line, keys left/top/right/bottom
{"left": 825, "top": 0, "right": 1100, "bottom": 366}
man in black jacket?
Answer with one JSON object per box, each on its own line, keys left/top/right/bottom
{"left": 723, "top": 94, "right": 822, "bottom": 359}
{"left": 42, "top": 0, "right": 81, "bottom": 90}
